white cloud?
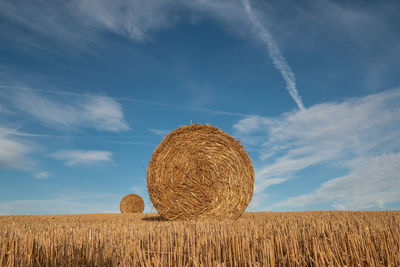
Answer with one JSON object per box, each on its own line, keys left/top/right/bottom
{"left": 0, "top": 127, "right": 34, "bottom": 170}
{"left": 0, "top": 127, "right": 51, "bottom": 176}
{"left": 269, "top": 153, "right": 400, "bottom": 210}
{"left": 6, "top": 87, "right": 129, "bottom": 132}
{"left": 73, "top": 0, "right": 254, "bottom": 43}
{"left": 148, "top": 128, "right": 170, "bottom": 137}
{"left": 0, "top": 0, "right": 246, "bottom": 51}
{"left": 74, "top": 0, "right": 305, "bottom": 110}
{"left": 34, "top": 171, "right": 51, "bottom": 179}
{"left": 234, "top": 88, "right": 400, "bottom": 210}
{"left": 241, "top": 0, "right": 305, "bottom": 110}
{"left": 0, "top": 0, "right": 100, "bottom": 53}
{"left": 52, "top": 150, "right": 113, "bottom": 166}
{"left": 1, "top": 0, "right": 306, "bottom": 111}
{"left": 81, "top": 96, "right": 130, "bottom": 131}
{"left": 1, "top": 85, "right": 248, "bottom": 117}
{"left": 73, "top": 0, "right": 180, "bottom": 42}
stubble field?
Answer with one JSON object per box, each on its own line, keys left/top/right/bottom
{"left": 0, "top": 211, "right": 399, "bottom": 266}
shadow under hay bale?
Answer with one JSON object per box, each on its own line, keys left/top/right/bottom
{"left": 147, "top": 124, "right": 254, "bottom": 220}
{"left": 120, "top": 194, "right": 145, "bottom": 213}
{"left": 141, "top": 215, "right": 168, "bottom": 222}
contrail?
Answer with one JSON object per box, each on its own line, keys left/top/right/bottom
{"left": 241, "top": 0, "right": 305, "bottom": 110}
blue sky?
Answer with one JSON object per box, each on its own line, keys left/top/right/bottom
{"left": 0, "top": 0, "right": 399, "bottom": 214}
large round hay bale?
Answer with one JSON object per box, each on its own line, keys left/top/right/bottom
{"left": 147, "top": 124, "right": 254, "bottom": 220}
{"left": 120, "top": 194, "right": 145, "bottom": 213}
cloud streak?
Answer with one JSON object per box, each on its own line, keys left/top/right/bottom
{"left": 1, "top": 86, "right": 129, "bottom": 132}
{"left": 269, "top": 153, "right": 400, "bottom": 210}
{"left": 234, "top": 88, "right": 400, "bottom": 210}
{"left": 0, "top": 127, "right": 34, "bottom": 170}
{"left": 0, "top": 85, "right": 248, "bottom": 117}
{"left": 0, "top": 127, "right": 51, "bottom": 178}
{"left": 73, "top": 0, "right": 178, "bottom": 43}
{"left": 148, "top": 128, "right": 171, "bottom": 137}
{"left": 1, "top": 0, "right": 306, "bottom": 111}
{"left": 241, "top": 0, "right": 305, "bottom": 110}
{"left": 34, "top": 171, "right": 52, "bottom": 179}
{"left": 52, "top": 150, "right": 113, "bottom": 166}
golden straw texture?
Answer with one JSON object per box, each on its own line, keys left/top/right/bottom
{"left": 147, "top": 124, "right": 254, "bottom": 220}
{"left": 120, "top": 194, "right": 145, "bottom": 213}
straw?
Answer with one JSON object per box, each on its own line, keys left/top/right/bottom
{"left": 147, "top": 124, "right": 254, "bottom": 220}
{"left": 120, "top": 194, "right": 145, "bottom": 213}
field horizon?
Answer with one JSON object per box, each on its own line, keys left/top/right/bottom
{"left": 1, "top": 210, "right": 398, "bottom": 217}
{"left": 1, "top": 211, "right": 399, "bottom": 266}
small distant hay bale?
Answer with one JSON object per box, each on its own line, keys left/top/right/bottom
{"left": 120, "top": 194, "right": 145, "bottom": 213}
{"left": 147, "top": 124, "right": 254, "bottom": 220}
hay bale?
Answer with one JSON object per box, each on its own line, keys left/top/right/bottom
{"left": 147, "top": 124, "right": 254, "bottom": 220}
{"left": 120, "top": 194, "right": 145, "bottom": 213}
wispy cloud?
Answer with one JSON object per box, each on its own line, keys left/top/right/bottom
{"left": 4, "top": 0, "right": 230, "bottom": 51}
{"left": 234, "top": 88, "right": 400, "bottom": 210}
{"left": 0, "top": 0, "right": 100, "bottom": 54}
{"left": 0, "top": 0, "right": 242, "bottom": 48}
{"left": 0, "top": 127, "right": 54, "bottom": 178}
{"left": 0, "top": 127, "right": 34, "bottom": 170}
{"left": 148, "top": 128, "right": 171, "bottom": 137}
{"left": 1, "top": 0, "right": 306, "bottom": 111}
{"left": 34, "top": 171, "right": 52, "bottom": 179}
{"left": 73, "top": 0, "right": 179, "bottom": 43}
{"left": 52, "top": 150, "right": 113, "bottom": 166}
{"left": 0, "top": 85, "right": 248, "bottom": 117}
{"left": 269, "top": 153, "right": 400, "bottom": 210}
{"left": 241, "top": 0, "right": 305, "bottom": 110}
{"left": 75, "top": 0, "right": 306, "bottom": 110}
{"left": 2, "top": 86, "right": 129, "bottom": 132}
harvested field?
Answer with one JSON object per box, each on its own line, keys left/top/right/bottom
{"left": 0, "top": 211, "right": 399, "bottom": 266}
